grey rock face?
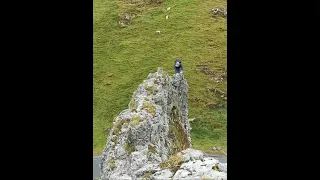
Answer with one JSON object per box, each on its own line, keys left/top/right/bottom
{"left": 100, "top": 68, "right": 191, "bottom": 180}
{"left": 211, "top": 8, "right": 227, "bottom": 18}
{"left": 218, "top": 163, "right": 227, "bottom": 173}
{"left": 151, "top": 169, "right": 173, "bottom": 180}
{"left": 134, "top": 164, "right": 161, "bottom": 177}
{"left": 99, "top": 68, "right": 227, "bottom": 180}
{"left": 174, "top": 156, "right": 226, "bottom": 180}
{"left": 181, "top": 148, "right": 204, "bottom": 162}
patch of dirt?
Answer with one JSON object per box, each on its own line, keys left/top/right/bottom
{"left": 197, "top": 65, "right": 215, "bottom": 77}
{"left": 196, "top": 65, "right": 227, "bottom": 83}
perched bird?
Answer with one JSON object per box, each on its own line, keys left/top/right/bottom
{"left": 167, "top": 7, "right": 171, "bottom": 11}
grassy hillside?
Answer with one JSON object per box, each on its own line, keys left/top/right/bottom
{"left": 94, "top": 0, "right": 227, "bottom": 155}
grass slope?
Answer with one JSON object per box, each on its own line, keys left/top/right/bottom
{"left": 94, "top": 0, "right": 227, "bottom": 155}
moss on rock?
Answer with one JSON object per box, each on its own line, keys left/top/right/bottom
{"left": 142, "top": 103, "right": 156, "bottom": 117}
{"left": 160, "top": 153, "right": 184, "bottom": 170}
{"left": 141, "top": 171, "right": 153, "bottom": 179}
{"left": 169, "top": 106, "right": 190, "bottom": 154}
{"left": 129, "top": 98, "right": 136, "bottom": 112}
{"left": 129, "top": 115, "right": 141, "bottom": 127}
{"left": 109, "top": 157, "right": 115, "bottom": 170}
{"left": 148, "top": 144, "right": 157, "bottom": 154}
{"left": 124, "top": 142, "right": 135, "bottom": 155}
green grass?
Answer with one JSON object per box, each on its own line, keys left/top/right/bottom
{"left": 190, "top": 108, "right": 227, "bottom": 154}
{"left": 94, "top": 0, "right": 227, "bottom": 155}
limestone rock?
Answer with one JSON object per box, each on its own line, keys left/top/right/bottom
{"left": 211, "top": 8, "right": 227, "bottom": 18}
{"left": 218, "top": 163, "right": 227, "bottom": 173}
{"left": 100, "top": 68, "right": 191, "bottom": 180}
{"left": 176, "top": 157, "right": 226, "bottom": 180}
{"left": 99, "top": 68, "right": 227, "bottom": 180}
{"left": 151, "top": 169, "right": 173, "bottom": 180}
{"left": 181, "top": 148, "right": 204, "bottom": 162}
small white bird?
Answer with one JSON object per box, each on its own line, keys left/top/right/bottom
{"left": 156, "top": 30, "right": 161, "bottom": 34}
{"left": 167, "top": 7, "right": 171, "bottom": 11}
{"left": 165, "top": 15, "right": 168, "bottom": 19}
